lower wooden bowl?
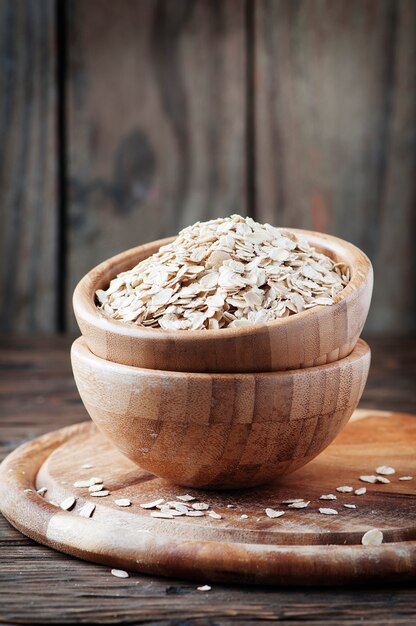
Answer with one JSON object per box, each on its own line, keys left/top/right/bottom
{"left": 71, "top": 337, "right": 370, "bottom": 489}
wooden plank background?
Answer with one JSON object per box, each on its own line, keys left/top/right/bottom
{"left": 0, "top": 0, "right": 57, "bottom": 333}
{"left": 65, "top": 0, "right": 247, "bottom": 330}
{"left": 1, "top": 0, "right": 415, "bottom": 334}
{"left": 254, "top": 0, "right": 416, "bottom": 333}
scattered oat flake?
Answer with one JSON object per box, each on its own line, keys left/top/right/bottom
{"left": 89, "top": 477, "right": 104, "bottom": 484}
{"left": 165, "top": 509, "right": 184, "bottom": 517}
{"left": 360, "top": 475, "right": 378, "bottom": 484}
{"left": 319, "top": 507, "right": 338, "bottom": 515}
{"left": 23, "top": 488, "right": 33, "bottom": 493}
{"left": 344, "top": 504, "right": 357, "bottom": 509}
{"left": 140, "top": 499, "right": 164, "bottom": 509}
{"left": 186, "top": 510, "right": 205, "bottom": 517}
{"left": 90, "top": 490, "right": 110, "bottom": 497}
{"left": 355, "top": 487, "right": 366, "bottom": 496}
{"left": 399, "top": 476, "right": 413, "bottom": 481}
{"left": 362, "top": 529, "right": 383, "bottom": 546}
{"left": 111, "top": 569, "right": 129, "bottom": 578}
{"left": 36, "top": 487, "right": 47, "bottom": 496}
{"left": 151, "top": 511, "right": 175, "bottom": 519}
{"left": 176, "top": 494, "right": 196, "bottom": 502}
{"left": 60, "top": 496, "right": 76, "bottom": 511}
{"left": 81, "top": 463, "right": 93, "bottom": 469}
{"left": 265, "top": 508, "right": 285, "bottom": 518}
{"left": 282, "top": 499, "right": 304, "bottom": 504}
{"left": 192, "top": 503, "right": 209, "bottom": 511}
{"left": 197, "top": 585, "right": 211, "bottom": 591}
{"left": 115, "top": 499, "right": 131, "bottom": 507}
{"left": 336, "top": 486, "right": 353, "bottom": 493}
{"left": 288, "top": 501, "right": 310, "bottom": 509}
{"left": 73, "top": 479, "right": 92, "bottom": 488}
{"left": 240, "top": 514, "right": 249, "bottom": 520}
{"left": 167, "top": 502, "right": 189, "bottom": 513}
{"left": 74, "top": 477, "right": 103, "bottom": 488}
{"left": 88, "top": 484, "right": 105, "bottom": 493}
{"left": 376, "top": 476, "right": 390, "bottom": 484}
{"left": 320, "top": 494, "right": 337, "bottom": 500}
{"left": 208, "top": 511, "right": 222, "bottom": 520}
{"left": 376, "top": 465, "right": 395, "bottom": 476}
{"left": 79, "top": 502, "right": 96, "bottom": 518}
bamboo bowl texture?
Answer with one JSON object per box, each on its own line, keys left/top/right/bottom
{"left": 71, "top": 337, "right": 371, "bottom": 489}
{"left": 73, "top": 230, "right": 373, "bottom": 373}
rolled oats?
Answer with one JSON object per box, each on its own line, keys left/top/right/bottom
{"left": 96, "top": 216, "right": 349, "bottom": 330}
{"left": 362, "top": 529, "right": 383, "bottom": 545}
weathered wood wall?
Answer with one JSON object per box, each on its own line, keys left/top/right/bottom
{"left": 66, "top": 0, "right": 247, "bottom": 329}
{"left": 1, "top": 0, "right": 415, "bottom": 334}
{"left": 254, "top": 0, "right": 416, "bottom": 333}
{"left": 0, "top": 0, "right": 57, "bottom": 332}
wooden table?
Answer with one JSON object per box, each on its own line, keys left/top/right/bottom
{"left": 1, "top": 335, "right": 415, "bottom": 625}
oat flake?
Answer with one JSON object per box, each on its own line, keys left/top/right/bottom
{"left": 319, "top": 508, "right": 338, "bottom": 515}
{"left": 359, "top": 475, "right": 378, "bottom": 484}
{"left": 376, "top": 465, "right": 395, "bottom": 476}
{"left": 140, "top": 499, "right": 164, "bottom": 509}
{"left": 192, "top": 503, "right": 209, "bottom": 511}
{"left": 60, "top": 496, "right": 76, "bottom": 511}
{"left": 115, "top": 499, "right": 131, "bottom": 507}
{"left": 265, "top": 508, "right": 285, "bottom": 518}
{"left": 111, "top": 569, "right": 129, "bottom": 578}
{"left": 288, "top": 501, "right": 310, "bottom": 509}
{"left": 79, "top": 502, "right": 96, "bottom": 518}
{"left": 362, "top": 529, "right": 383, "bottom": 545}
{"left": 88, "top": 484, "right": 105, "bottom": 493}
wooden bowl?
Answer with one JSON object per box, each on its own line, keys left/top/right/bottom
{"left": 71, "top": 337, "right": 371, "bottom": 489}
{"left": 73, "top": 230, "right": 373, "bottom": 373}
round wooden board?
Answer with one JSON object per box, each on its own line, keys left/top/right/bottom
{"left": 1, "top": 409, "right": 415, "bottom": 585}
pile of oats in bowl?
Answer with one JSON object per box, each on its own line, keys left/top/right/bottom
{"left": 96, "top": 215, "right": 350, "bottom": 331}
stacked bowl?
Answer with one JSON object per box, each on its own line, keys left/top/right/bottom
{"left": 71, "top": 230, "right": 373, "bottom": 489}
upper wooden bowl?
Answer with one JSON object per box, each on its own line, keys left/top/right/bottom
{"left": 73, "top": 230, "right": 373, "bottom": 373}
{"left": 71, "top": 336, "right": 371, "bottom": 489}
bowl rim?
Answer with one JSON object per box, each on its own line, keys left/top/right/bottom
{"left": 72, "top": 335, "right": 370, "bottom": 380}
{"left": 73, "top": 228, "right": 372, "bottom": 342}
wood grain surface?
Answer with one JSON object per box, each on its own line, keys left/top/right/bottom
{"left": 0, "top": 0, "right": 57, "bottom": 333}
{"left": 254, "top": 0, "right": 416, "bottom": 334}
{"left": 65, "top": 0, "right": 247, "bottom": 331}
{"left": 71, "top": 337, "right": 370, "bottom": 488}
{"left": 0, "top": 335, "right": 415, "bottom": 623}
{"left": 1, "top": 409, "right": 416, "bottom": 586}
{"left": 73, "top": 230, "right": 372, "bottom": 373}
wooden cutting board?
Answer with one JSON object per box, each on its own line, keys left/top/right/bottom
{"left": 1, "top": 409, "right": 415, "bottom": 585}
